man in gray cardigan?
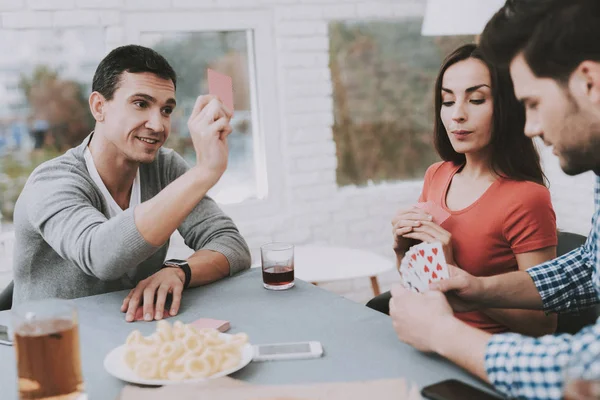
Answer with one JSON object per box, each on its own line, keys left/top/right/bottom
{"left": 12, "top": 45, "right": 251, "bottom": 322}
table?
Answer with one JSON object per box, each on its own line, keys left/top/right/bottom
{"left": 0, "top": 269, "right": 499, "bottom": 400}
{"left": 294, "top": 245, "right": 395, "bottom": 296}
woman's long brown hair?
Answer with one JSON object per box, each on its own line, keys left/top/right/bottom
{"left": 433, "top": 44, "right": 546, "bottom": 186}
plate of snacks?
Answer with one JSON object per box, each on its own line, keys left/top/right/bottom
{"left": 103, "top": 320, "right": 252, "bottom": 385}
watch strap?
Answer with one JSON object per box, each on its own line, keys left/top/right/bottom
{"left": 163, "top": 259, "right": 191, "bottom": 289}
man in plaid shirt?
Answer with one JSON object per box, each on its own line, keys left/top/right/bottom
{"left": 389, "top": 1, "right": 600, "bottom": 399}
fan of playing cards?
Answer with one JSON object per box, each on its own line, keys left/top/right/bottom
{"left": 399, "top": 242, "right": 449, "bottom": 293}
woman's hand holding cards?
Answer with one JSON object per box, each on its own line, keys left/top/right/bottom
{"left": 404, "top": 221, "right": 456, "bottom": 265}
{"left": 391, "top": 206, "right": 433, "bottom": 255}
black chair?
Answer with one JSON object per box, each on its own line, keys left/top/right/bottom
{"left": 366, "top": 289, "right": 391, "bottom": 315}
{"left": 366, "top": 231, "right": 600, "bottom": 334}
{"left": 0, "top": 280, "right": 13, "bottom": 311}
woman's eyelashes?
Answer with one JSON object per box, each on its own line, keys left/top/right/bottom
{"left": 441, "top": 97, "right": 487, "bottom": 107}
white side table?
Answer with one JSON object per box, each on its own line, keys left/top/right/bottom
{"left": 293, "top": 245, "right": 394, "bottom": 296}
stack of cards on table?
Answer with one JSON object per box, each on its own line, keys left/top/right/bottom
{"left": 133, "top": 308, "right": 230, "bottom": 332}
{"left": 190, "top": 318, "right": 230, "bottom": 332}
{"left": 399, "top": 242, "right": 449, "bottom": 293}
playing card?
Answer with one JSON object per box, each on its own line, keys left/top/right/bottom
{"left": 401, "top": 265, "right": 427, "bottom": 293}
{"left": 415, "top": 201, "right": 451, "bottom": 226}
{"left": 207, "top": 68, "right": 234, "bottom": 111}
{"left": 410, "top": 242, "right": 449, "bottom": 287}
{"left": 409, "top": 247, "right": 431, "bottom": 290}
{"left": 428, "top": 242, "right": 449, "bottom": 281}
{"left": 398, "top": 255, "right": 417, "bottom": 292}
{"left": 189, "top": 318, "right": 231, "bottom": 333}
{"left": 400, "top": 248, "right": 429, "bottom": 293}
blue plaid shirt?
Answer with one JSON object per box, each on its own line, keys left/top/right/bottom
{"left": 485, "top": 175, "right": 600, "bottom": 400}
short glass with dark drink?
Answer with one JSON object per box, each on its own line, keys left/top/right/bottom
{"left": 12, "top": 299, "right": 85, "bottom": 400}
{"left": 261, "top": 242, "right": 294, "bottom": 290}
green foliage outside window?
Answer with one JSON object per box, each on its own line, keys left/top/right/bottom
{"left": 329, "top": 19, "right": 474, "bottom": 186}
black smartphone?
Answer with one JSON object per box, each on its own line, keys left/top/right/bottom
{"left": 422, "top": 379, "right": 505, "bottom": 400}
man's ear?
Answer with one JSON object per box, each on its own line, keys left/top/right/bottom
{"left": 89, "top": 91, "right": 106, "bottom": 122}
{"left": 573, "top": 61, "right": 600, "bottom": 105}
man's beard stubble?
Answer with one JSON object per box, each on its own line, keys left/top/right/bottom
{"left": 558, "top": 106, "right": 600, "bottom": 176}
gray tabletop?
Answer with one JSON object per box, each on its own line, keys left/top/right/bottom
{"left": 0, "top": 269, "right": 499, "bottom": 399}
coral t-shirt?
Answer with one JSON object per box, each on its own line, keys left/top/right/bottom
{"left": 419, "top": 162, "right": 557, "bottom": 333}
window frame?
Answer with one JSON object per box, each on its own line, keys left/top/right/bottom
{"left": 124, "top": 10, "right": 284, "bottom": 220}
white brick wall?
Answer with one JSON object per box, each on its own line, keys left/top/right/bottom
{"left": 1, "top": 0, "right": 596, "bottom": 302}
{"left": 27, "top": 0, "right": 76, "bottom": 10}
{"left": 0, "top": 0, "right": 25, "bottom": 12}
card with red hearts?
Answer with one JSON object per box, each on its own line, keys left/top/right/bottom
{"left": 399, "top": 253, "right": 425, "bottom": 293}
{"left": 400, "top": 242, "right": 448, "bottom": 292}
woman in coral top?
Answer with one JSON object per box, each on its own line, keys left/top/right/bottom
{"left": 391, "top": 44, "right": 558, "bottom": 336}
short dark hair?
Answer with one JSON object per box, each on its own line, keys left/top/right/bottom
{"left": 92, "top": 44, "right": 177, "bottom": 100}
{"left": 480, "top": 0, "right": 600, "bottom": 84}
{"left": 433, "top": 44, "right": 546, "bottom": 185}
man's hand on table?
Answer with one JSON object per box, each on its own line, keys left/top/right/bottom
{"left": 121, "top": 267, "right": 185, "bottom": 322}
{"left": 389, "top": 285, "right": 457, "bottom": 353}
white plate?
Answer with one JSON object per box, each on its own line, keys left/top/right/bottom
{"left": 103, "top": 333, "right": 253, "bottom": 386}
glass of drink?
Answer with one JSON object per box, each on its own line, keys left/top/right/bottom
{"left": 563, "top": 350, "right": 600, "bottom": 400}
{"left": 12, "top": 299, "right": 85, "bottom": 400}
{"left": 261, "top": 242, "right": 294, "bottom": 290}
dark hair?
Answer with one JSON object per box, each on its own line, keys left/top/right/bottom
{"left": 433, "top": 44, "right": 546, "bottom": 186}
{"left": 480, "top": 0, "right": 600, "bottom": 84}
{"left": 92, "top": 44, "right": 177, "bottom": 100}
{"left": 479, "top": 0, "right": 560, "bottom": 67}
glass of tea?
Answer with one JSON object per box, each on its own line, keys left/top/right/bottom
{"left": 261, "top": 242, "right": 295, "bottom": 290}
{"left": 12, "top": 299, "right": 85, "bottom": 400}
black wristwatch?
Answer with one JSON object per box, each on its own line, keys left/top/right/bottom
{"left": 162, "top": 259, "right": 191, "bottom": 289}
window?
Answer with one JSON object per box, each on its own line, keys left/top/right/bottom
{"left": 125, "top": 10, "right": 282, "bottom": 218}
{"left": 329, "top": 18, "right": 475, "bottom": 186}
{"left": 139, "top": 31, "right": 259, "bottom": 205}
{"left": 0, "top": 28, "right": 106, "bottom": 222}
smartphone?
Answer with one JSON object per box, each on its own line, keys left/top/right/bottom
{"left": 252, "top": 341, "right": 323, "bottom": 361}
{"left": 0, "top": 324, "right": 13, "bottom": 346}
{"left": 422, "top": 379, "right": 505, "bottom": 400}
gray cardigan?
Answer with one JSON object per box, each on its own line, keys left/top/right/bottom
{"left": 12, "top": 135, "right": 251, "bottom": 304}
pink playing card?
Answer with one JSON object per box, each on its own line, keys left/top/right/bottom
{"left": 415, "top": 201, "right": 450, "bottom": 226}
{"left": 189, "top": 318, "right": 230, "bottom": 333}
{"left": 207, "top": 68, "right": 234, "bottom": 111}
